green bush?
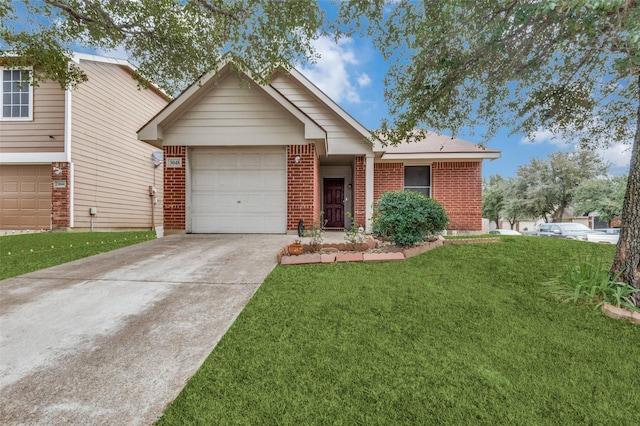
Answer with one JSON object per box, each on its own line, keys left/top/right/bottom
{"left": 544, "top": 256, "right": 639, "bottom": 311}
{"left": 371, "top": 190, "right": 449, "bottom": 246}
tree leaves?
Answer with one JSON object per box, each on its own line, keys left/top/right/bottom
{"left": 1, "top": 0, "right": 326, "bottom": 94}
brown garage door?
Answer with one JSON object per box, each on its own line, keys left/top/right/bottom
{"left": 0, "top": 165, "right": 51, "bottom": 229}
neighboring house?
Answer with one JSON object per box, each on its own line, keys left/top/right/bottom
{"left": 0, "top": 53, "right": 169, "bottom": 232}
{"left": 138, "top": 62, "right": 500, "bottom": 234}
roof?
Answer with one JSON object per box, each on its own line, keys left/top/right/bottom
{"left": 137, "top": 57, "right": 383, "bottom": 150}
{"left": 378, "top": 132, "right": 501, "bottom": 161}
{"left": 137, "top": 61, "right": 328, "bottom": 147}
{"left": 134, "top": 57, "right": 500, "bottom": 162}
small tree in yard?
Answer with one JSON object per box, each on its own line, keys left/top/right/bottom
{"left": 372, "top": 191, "right": 448, "bottom": 247}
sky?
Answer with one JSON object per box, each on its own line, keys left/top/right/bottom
{"left": 10, "top": 1, "right": 632, "bottom": 179}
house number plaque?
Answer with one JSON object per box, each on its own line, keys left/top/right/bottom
{"left": 166, "top": 158, "right": 183, "bottom": 168}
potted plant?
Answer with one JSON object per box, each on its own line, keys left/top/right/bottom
{"left": 288, "top": 239, "right": 304, "bottom": 256}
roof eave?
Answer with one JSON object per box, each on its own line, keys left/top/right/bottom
{"left": 379, "top": 152, "right": 502, "bottom": 161}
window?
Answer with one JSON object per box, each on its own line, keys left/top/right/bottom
{"left": 404, "top": 165, "right": 431, "bottom": 197}
{"left": 2, "top": 68, "right": 33, "bottom": 120}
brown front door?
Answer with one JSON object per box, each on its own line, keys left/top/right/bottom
{"left": 323, "top": 178, "right": 344, "bottom": 228}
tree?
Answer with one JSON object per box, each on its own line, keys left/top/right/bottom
{"left": 337, "top": 1, "right": 640, "bottom": 306}
{"left": 573, "top": 175, "right": 628, "bottom": 226}
{"left": 547, "top": 150, "right": 608, "bottom": 222}
{"left": 502, "top": 181, "right": 528, "bottom": 230}
{"left": 1, "top": 1, "right": 326, "bottom": 93}
{"left": 483, "top": 175, "right": 528, "bottom": 229}
{"left": 509, "top": 150, "right": 606, "bottom": 223}
{"left": 482, "top": 175, "right": 506, "bottom": 228}
{"left": 513, "top": 157, "right": 561, "bottom": 222}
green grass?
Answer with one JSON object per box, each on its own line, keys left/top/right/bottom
{"left": 158, "top": 237, "right": 640, "bottom": 425}
{"left": 0, "top": 231, "right": 156, "bottom": 280}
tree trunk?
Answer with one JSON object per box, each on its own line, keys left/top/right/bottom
{"left": 610, "top": 76, "right": 640, "bottom": 307}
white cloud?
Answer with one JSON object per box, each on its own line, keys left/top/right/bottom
{"left": 357, "top": 73, "right": 372, "bottom": 87}
{"left": 520, "top": 126, "right": 632, "bottom": 175}
{"left": 598, "top": 142, "right": 632, "bottom": 173}
{"left": 520, "top": 128, "right": 566, "bottom": 145}
{"left": 301, "top": 36, "right": 363, "bottom": 104}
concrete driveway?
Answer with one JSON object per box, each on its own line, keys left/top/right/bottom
{"left": 0, "top": 233, "right": 294, "bottom": 425}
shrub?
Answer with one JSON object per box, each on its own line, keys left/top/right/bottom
{"left": 544, "top": 256, "right": 639, "bottom": 311}
{"left": 371, "top": 190, "right": 449, "bottom": 246}
{"left": 344, "top": 212, "right": 367, "bottom": 250}
{"left": 303, "top": 213, "right": 326, "bottom": 252}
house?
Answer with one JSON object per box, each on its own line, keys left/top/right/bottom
{"left": 138, "top": 62, "right": 500, "bottom": 234}
{"left": 0, "top": 53, "right": 169, "bottom": 232}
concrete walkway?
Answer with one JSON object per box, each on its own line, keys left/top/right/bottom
{"left": 0, "top": 234, "right": 295, "bottom": 425}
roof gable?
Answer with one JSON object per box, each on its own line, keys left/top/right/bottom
{"left": 138, "top": 62, "right": 325, "bottom": 146}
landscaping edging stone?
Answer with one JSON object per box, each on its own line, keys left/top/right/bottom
{"left": 601, "top": 303, "right": 640, "bottom": 324}
{"left": 278, "top": 236, "right": 446, "bottom": 265}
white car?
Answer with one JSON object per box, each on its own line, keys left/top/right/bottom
{"left": 489, "top": 229, "right": 522, "bottom": 235}
{"left": 587, "top": 228, "right": 620, "bottom": 244}
{"left": 535, "top": 223, "right": 594, "bottom": 240}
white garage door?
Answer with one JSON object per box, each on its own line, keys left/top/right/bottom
{"left": 191, "top": 147, "right": 287, "bottom": 233}
{"left": 0, "top": 165, "right": 51, "bottom": 229}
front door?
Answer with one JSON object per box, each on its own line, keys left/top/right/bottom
{"left": 323, "top": 178, "right": 344, "bottom": 228}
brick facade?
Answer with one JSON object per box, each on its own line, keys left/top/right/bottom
{"left": 163, "top": 146, "right": 186, "bottom": 231}
{"left": 432, "top": 161, "right": 482, "bottom": 230}
{"left": 373, "top": 163, "right": 404, "bottom": 202}
{"left": 354, "top": 156, "right": 367, "bottom": 227}
{"left": 287, "top": 144, "right": 320, "bottom": 231}
{"left": 51, "top": 162, "right": 71, "bottom": 229}
{"left": 158, "top": 145, "right": 483, "bottom": 233}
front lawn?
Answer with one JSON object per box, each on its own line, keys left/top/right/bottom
{"left": 159, "top": 236, "right": 640, "bottom": 425}
{"left": 0, "top": 231, "right": 156, "bottom": 280}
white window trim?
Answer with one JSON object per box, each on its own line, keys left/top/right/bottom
{"left": 404, "top": 165, "right": 432, "bottom": 197}
{"left": 1, "top": 66, "right": 34, "bottom": 121}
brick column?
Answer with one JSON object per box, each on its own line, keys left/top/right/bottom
{"left": 287, "top": 144, "right": 319, "bottom": 231}
{"left": 164, "top": 146, "right": 186, "bottom": 231}
{"left": 51, "top": 162, "right": 71, "bottom": 229}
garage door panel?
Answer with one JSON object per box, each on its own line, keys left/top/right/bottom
{"left": 262, "top": 153, "right": 285, "bottom": 168}
{"left": 3, "top": 199, "right": 18, "bottom": 209}
{"left": 191, "top": 147, "right": 286, "bottom": 233}
{"left": 21, "top": 199, "right": 37, "bottom": 209}
{"left": 3, "top": 182, "right": 18, "bottom": 192}
{"left": 239, "top": 153, "right": 263, "bottom": 167}
{"left": 238, "top": 171, "right": 283, "bottom": 189}
{"left": 21, "top": 182, "right": 36, "bottom": 192}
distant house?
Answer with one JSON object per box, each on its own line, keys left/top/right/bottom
{"left": 0, "top": 53, "right": 169, "bottom": 232}
{"left": 139, "top": 61, "right": 500, "bottom": 234}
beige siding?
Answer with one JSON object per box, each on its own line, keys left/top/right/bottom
{"left": 163, "top": 73, "right": 305, "bottom": 146}
{"left": 71, "top": 61, "right": 168, "bottom": 230}
{"left": 270, "top": 74, "right": 371, "bottom": 155}
{"left": 0, "top": 80, "right": 65, "bottom": 153}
